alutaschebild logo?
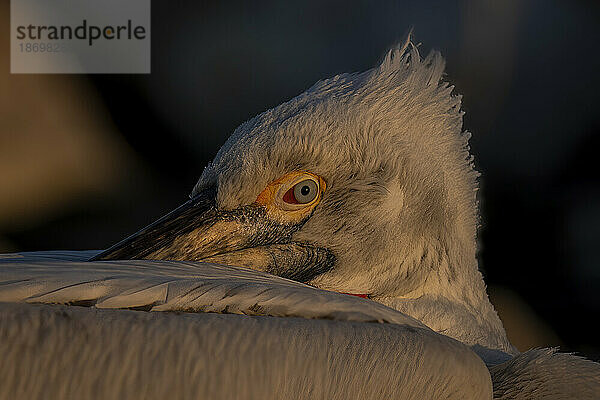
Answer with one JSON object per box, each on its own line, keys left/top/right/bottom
{"left": 11, "top": 0, "right": 150, "bottom": 74}
{"left": 15, "top": 19, "right": 147, "bottom": 46}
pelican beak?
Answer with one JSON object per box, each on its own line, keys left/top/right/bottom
{"left": 90, "top": 187, "right": 334, "bottom": 283}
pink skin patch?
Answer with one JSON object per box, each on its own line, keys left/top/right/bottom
{"left": 340, "top": 292, "right": 370, "bottom": 299}
{"left": 282, "top": 186, "right": 299, "bottom": 204}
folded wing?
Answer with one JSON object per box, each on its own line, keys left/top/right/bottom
{"left": 0, "top": 251, "right": 493, "bottom": 400}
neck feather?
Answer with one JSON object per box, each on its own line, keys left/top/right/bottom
{"left": 374, "top": 255, "right": 516, "bottom": 357}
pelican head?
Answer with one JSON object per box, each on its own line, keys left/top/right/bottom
{"left": 94, "top": 39, "right": 513, "bottom": 354}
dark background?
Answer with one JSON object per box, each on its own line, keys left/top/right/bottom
{"left": 1, "top": 1, "right": 599, "bottom": 359}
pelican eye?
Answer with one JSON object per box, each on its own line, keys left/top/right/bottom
{"left": 255, "top": 171, "right": 326, "bottom": 222}
{"left": 283, "top": 179, "right": 319, "bottom": 204}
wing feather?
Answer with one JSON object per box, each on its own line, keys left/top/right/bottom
{"left": 0, "top": 251, "right": 424, "bottom": 326}
{"left": 0, "top": 251, "right": 495, "bottom": 399}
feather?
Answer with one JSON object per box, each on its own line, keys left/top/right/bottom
{"left": 0, "top": 251, "right": 424, "bottom": 326}
{"left": 0, "top": 302, "right": 493, "bottom": 400}
{"left": 0, "top": 251, "right": 494, "bottom": 400}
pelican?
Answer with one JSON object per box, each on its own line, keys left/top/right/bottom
{"left": 1, "top": 38, "right": 599, "bottom": 399}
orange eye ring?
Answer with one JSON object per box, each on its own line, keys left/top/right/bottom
{"left": 254, "top": 171, "right": 326, "bottom": 223}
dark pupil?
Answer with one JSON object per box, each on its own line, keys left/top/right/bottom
{"left": 300, "top": 185, "right": 310, "bottom": 196}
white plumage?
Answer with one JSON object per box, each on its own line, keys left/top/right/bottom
{"left": 1, "top": 38, "right": 599, "bottom": 399}
{"left": 0, "top": 251, "right": 493, "bottom": 399}
{"left": 0, "top": 250, "right": 423, "bottom": 325}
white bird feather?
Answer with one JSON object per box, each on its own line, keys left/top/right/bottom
{"left": 0, "top": 250, "right": 424, "bottom": 325}
{"left": 0, "top": 250, "right": 493, "bottom": 400}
